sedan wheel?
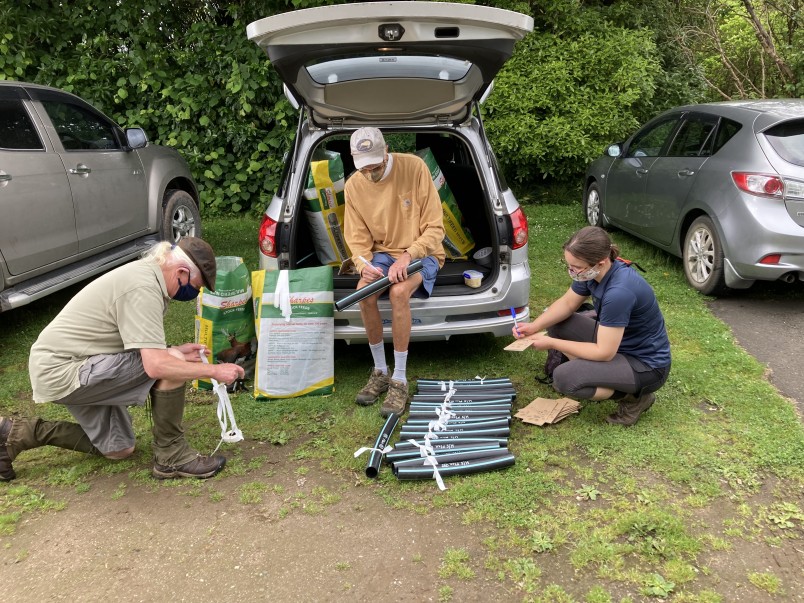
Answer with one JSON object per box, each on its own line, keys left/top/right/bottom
{"left": 161, "top": 189, "right": 202, "bottom": 243}
{"left": 683, "top": 216, "right": 726, "bottom": 295}
{"left": 584, "top": 183, "right": 608, "bottom": 227}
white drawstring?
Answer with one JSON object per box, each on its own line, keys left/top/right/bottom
{"left": 200, "top": 351, "right": 243, "bottom": 455}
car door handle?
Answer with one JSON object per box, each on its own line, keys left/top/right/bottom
{"left": 0, "top": 173, "right": 11, "bottom": 182}
{"left": 68, "top": 164, "right": 92, "bottom": 175}
{"left": 678, "top": 169, "right": 695, "bottom": 177}
{"left": 635, "top": 168, "right": 649, "bottom": 175}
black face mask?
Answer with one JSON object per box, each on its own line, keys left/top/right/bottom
{"left": 172, "top": 273, "right": 200, "bottom": 301}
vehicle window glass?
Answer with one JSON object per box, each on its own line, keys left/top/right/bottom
{"left": 667, "top": 115, "right": 718, "bottom": 157}
{"left": 306, "top": 55, "right": 472, "bottom": 85}
{"left": 41, "top": 100, "right": 122, "bottom": 151}
{"left": 0, "top": 99, "right": 43, "bottom": 150}
{"left": 763, "top": 119, "right": 804, "bottom": 167}
{"left": 712, "top": 118, "right": 741, "bottom": 154}
{"left": 625, "top": 117, "right": 680, "bottom": 158}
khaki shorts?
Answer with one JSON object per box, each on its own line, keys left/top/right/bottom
{"left": 54, "top": 351, "right": 155, "bottom": 455}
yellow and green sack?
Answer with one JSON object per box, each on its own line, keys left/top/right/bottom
{"left": 303, "top": 149, "right": 351, "bottom": 266}
{"left": 415, "top": 147, "right": 475, "bottom": 260}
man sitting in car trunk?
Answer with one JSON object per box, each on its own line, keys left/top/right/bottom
{"left": 344, "top": 127, "right": 445, "bottom": 417}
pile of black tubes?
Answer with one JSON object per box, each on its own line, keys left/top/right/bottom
{"left": 360, "top": 377, "right": 516, "bottom": 490}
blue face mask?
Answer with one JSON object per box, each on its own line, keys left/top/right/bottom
{"left": 172, "top": 274, "right": 200, "bottom": 301}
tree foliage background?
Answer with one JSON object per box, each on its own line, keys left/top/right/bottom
{"left": 1, "top": 0, "right": 801, "bottom": 212}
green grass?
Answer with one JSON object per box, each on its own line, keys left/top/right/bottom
{"left": 1, "top": 205, "right": 803, "bottom": 599}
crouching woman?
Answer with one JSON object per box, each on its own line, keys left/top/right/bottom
{"left": 514, "top": 226, "right": 671, "bottom": 426}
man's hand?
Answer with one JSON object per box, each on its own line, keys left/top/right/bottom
{"left": 388, "top": 252, "right": 412, "bottom": 283}
{"left": 172, "top": 342, "right": 208, "bottom": 362}
{"left": 360, "top": 263, "right": 384, "bottom": 284}
{"left": 211, "top": 363, "right": 246, "bottom": 385}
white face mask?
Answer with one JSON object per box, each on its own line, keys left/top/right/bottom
{"left": 568, "top": 266, "right": 600, "bottom": 282}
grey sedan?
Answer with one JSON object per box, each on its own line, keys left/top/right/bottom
{"left": 583, "top": 100, "right": 804, "bottom": 295}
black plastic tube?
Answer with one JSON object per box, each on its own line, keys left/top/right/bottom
{"left": 391, "top": 447, "right": 511, "bottom": 468}
{"left": 417, "top": 378, "right": 512, "bottom": 386}
{"left": 407, "top": 410, "right": 512, "bottom": 420}
{"left": 399, "top": 426, "right": 510, "bottom": 438}
{"left": 412, "top": 394, "right": 514, "bottom": 402}
{"left": 335, "top": 259, "right": 424, "bottom": 311}
{"left": 404, "top": 417, "right": 511, "bottom": 429}
{"left": 394, "top": 436, "right": 508, "bottom": 449}
{"left": 385, "top": 442, "right": 504, "bottom": 463}
{"left": 394, "top": 453, "right": 516, "bottom": 479}
{"left": 410, "top": 403, "right": 512, "bottom": 413}
{"left": 365, "top": 413, "right": 399, "bottom": 478}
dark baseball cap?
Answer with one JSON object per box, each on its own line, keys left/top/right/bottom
{"left": 177, "top": 237, "right": 217, "bottom": 292}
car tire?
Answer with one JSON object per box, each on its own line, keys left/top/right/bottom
{"left": 161, "top": 189, "right": 201, "bottom": 243}
{"left": 584, "top": 182, "right": 608, "bottom": 227}
{"left": 683, "top": 216, "right": 727, "bottom": 295}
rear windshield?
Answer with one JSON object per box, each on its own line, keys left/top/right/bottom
{"left": 307, "top": 55, "right": 472, "bottom": 84}
{"left": 764, "top": 119, "right": 804, "bottom": 167}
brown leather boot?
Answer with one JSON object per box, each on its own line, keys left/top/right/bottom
{"left": 149, "top": 386, "right": 225, "bottom": 479}
{"left": 605, "top": 393, "right": 656, "bottom": 426}
{"left": 1, "top": 416, "right": 97, "bottom": 481}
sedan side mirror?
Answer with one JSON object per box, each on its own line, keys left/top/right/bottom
{"left": 606, "top": 143, "right": 622, "bottom": 157}
{"left": 125, "top": 127, "right": 148, "bottom": 149}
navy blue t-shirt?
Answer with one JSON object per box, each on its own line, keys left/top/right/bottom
{"left": 571, "top": 261, "right": 671, "bottom": 368}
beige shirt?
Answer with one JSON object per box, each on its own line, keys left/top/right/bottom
{"left": 344, "top": 153, "right": 445, "bottom": 273}
{"left": 29, "top": 260, "right": 170, "bottom": 402}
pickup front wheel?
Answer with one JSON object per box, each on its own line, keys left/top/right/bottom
{"left": 161, "top": 189, "right": 201, "bottom": 243}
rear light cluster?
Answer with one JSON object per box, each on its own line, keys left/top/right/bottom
{"left": 258, "top": 214, "right": 278, "bottom": 257}
{"left": 732, "top": 172, "right": 804, "bottom": 199}
{"left": 509, "top": 207, "right": 528, "bottom": 249}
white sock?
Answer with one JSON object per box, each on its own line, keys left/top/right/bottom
{"left": 370, "top": 341, "right": 387, "bottom": 374}
{"left": 391, "top": 349, "right": 408, "bottom": 383}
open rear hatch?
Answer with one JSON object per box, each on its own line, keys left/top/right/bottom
{"left": 247, "top": 2, "right": 533, "bottom": 127}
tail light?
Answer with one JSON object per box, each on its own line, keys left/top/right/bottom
{"left": 258, "top": 214, "right": 278, "bottom": 257}
{"left": 759, "top": 254, "right": 782, "bottom": 265}
{"left": 732, "top": 172, "right": 784, "bottom": 197}
{"left": 509, "top": 207, "right": 529, "bottom": 249}
{"left": 497, "top": 306, "right": 527, "bottom": 317}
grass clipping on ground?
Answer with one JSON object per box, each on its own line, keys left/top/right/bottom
{"left": 1, "top": 208, "right": 803, "bottom": 602}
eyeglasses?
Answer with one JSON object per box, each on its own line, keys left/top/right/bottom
{"left": 359, "top": 159, "right": 387, "bottom": 180}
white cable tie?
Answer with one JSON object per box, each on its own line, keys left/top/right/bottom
{"left": 354, "top": 445, "right": 393, "bottom": 458}
{"left": 443, "top": 388, "right": 456, "bottom": 403}
{"left": 407, "top": 439, "right": 435, "bottom": 457}
{"left": 423, "top": 455, "right": 447, "bottom": 491}
{"left": 448, "top": 380, "right": 455, "bottom": 390}
{"left": 439, "top": 380, "right": 446, "bottom": 391}
{"left": 200, "top": 351, "right": 243, "bottom": 449}
{"left": 475, "top": 375, "right": 486, "bottom": 384}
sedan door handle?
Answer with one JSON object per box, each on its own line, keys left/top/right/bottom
{"left": 678, "top": 169, "right": 695, "bottom": 177}
{"left": 68, "top": 164, "right": 92, "bottom": 175}
{"left": 635, "top": 168, "right": 649, "bottom": 175}
{"left": 0, "top": 173, "right": 11, "bottom": 182}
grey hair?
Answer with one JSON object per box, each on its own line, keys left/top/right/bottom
{"left": 142, "top": 241, "right": 197, "bottom": 274}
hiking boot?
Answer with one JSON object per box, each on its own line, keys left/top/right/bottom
{"left": 380, "top": 379, "right": 409, "bottom": 417}
{"left": 605, "top": 392, "right": 656, "bottom": 426}
{"left": 355, "top": 369, "right": 390, "bottom": 406}
{"left": 0, "top": 417, "right": 16, "bottom": 481}
{"left": 152, "top": 454, "right": 227, "bottom": 480}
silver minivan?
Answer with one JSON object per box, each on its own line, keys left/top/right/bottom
{"left": 247, "top": 2, "right": 534, "bottom": 342}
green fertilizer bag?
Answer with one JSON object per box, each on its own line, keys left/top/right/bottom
{"left": 194, "top": 256, "right": 257, "bottom": 391}
{"left": 415, "top": 147, "right": 475, "bottom": 260}
{"left": 303, "top": 149, "right": 351, "bottom": 266}
{"left": 252, "top": 266, "right": 334, "bottom": 399}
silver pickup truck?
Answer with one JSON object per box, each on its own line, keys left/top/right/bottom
{"left": 0, "top": 81, "right": 201, "bottom": 312}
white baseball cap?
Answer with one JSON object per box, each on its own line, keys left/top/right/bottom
{"left": 350, "top": 127, "right": 386, "bottom": 169}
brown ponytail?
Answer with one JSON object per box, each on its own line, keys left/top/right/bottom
{"left": 563, "top": 226, "right": 618, "bottom": 265}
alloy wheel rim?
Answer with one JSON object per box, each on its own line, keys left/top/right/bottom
{"left": 587, "top": 190, "right": 600, "bottom": 224}
{"left": 172, "top": 206, "right": 196, "bottom": 241}
{"left": 687, "top": 227, "right": 714, "bottom": 284}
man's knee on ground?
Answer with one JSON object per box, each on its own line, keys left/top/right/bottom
{"left": 104, "top": 446, "right": 135, "bottom": 460}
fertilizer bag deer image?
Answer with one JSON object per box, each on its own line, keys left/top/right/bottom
{"left": 194, "top": 256, "right": 257, "bottom": 391}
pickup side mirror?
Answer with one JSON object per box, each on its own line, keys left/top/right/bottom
{"left": 125, "top": 127, "right": 148, "bottom": 149}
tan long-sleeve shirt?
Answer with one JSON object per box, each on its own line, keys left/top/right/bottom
{"left": 344, "top": 153, "right": 445, "bottom": 273}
